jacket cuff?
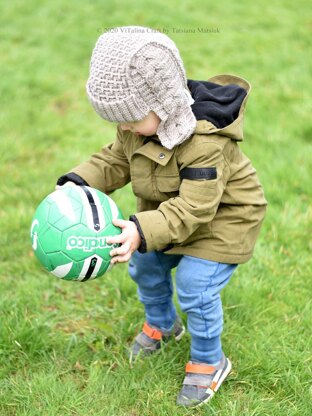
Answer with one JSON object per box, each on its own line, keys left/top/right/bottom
{"left": 132, "top": 210, "right": 171, "bottom": 252}
{"left": 56, "top": 173, "right": 89, "bottom": 187}
{"left": 129, "top": 215, "right": 147, "bottom": 253}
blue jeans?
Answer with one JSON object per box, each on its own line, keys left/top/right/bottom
{"left": 128, "top": 251, "right": 237, "bottom": 364}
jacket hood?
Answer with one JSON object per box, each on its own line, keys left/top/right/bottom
{"left": 187, "top": 75, "right": 251, "bottom": 141}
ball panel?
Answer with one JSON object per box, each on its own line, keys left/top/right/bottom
{"left": 34, "top": 237, "right": 52, "bottom": 271}
{"left": 99, "top": 192, "right": 123, "bottom": 223}
{"left": 47, "top": 199, "right": 83, "bottom": 232}
{"left": 48, "top": 190, "right": 78, "bottom": 223}
{"left": 45, "top": 251, "right": 74, "bottom": 272}
{"left": 38, "top": 224, "right": 62, "bottom": 254}
{"left": 93, "top": 258, "right": 111, "bottom": 278}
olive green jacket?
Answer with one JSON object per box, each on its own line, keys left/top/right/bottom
{"left": 69, "top": 75, "right": 267, "bottom": 264}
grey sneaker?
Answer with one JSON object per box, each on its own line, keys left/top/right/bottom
{"left": 129, "top": 316, "right": 185, "bottom": 362}
{"left": 176, "top": 354, "right": 232, "bottom": 407}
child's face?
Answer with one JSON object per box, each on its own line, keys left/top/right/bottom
{"left": 119, "top": 111, "right": 161, "bottom": 137}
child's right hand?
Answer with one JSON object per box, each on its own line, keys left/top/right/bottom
{"left": 55, "top": 181, "right": 77, "bottom": 190}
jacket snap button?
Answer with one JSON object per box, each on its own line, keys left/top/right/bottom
{"left": 159, "top": 152, "right": 165, "bottom": 159}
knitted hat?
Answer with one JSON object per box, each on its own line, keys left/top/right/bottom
{"left": 86, "top": 26, "right": 196, "bottom": 149}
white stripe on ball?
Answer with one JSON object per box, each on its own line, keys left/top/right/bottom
{"left": 49, "top": 190, "right": 76, "bottom": 222}
{"left": 51, "top": 262, "right": 73, "bottom": 278}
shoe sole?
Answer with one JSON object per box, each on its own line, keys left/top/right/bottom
{"left": 194, "top": 358, "right": 232, "bottom": 408}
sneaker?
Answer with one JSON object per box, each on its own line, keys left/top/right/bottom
{"left": 129, "top": 316, "right": 185, "bottom": 362}
{"left": 176, "top": 354, "right": 232, "bottom": 407}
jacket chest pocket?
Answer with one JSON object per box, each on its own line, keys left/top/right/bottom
{"left": 155, "top": 173, "right": 181, "bottom": 193}
{"left": 131, "top": 161, "right": 181, "bottom": 201}
{"left": 131, "top": 140, "right": 181, "bottom": 200}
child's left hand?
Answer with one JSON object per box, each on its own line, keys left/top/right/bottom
{"left": 106, "top": 219, "right": 141, "bottom": 264}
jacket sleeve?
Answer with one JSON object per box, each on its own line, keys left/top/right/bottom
{"left": 133, "top": 141, "right": 230, "bottom": 252}
{"left": 67, "top": 126, "right": 130, "bottom": 193}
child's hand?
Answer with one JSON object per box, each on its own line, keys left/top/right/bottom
{"left": 106, "top": 219, "right": 141, "bottom": 264}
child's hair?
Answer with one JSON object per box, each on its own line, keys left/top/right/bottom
{"left": 86, "top": 26, "right": 196, "bottom": 149}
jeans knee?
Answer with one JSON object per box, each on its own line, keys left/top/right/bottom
{"left": 187, "top": 300, "right": 224, "bottom": 339}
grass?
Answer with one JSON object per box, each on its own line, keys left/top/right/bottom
{"left": 0, "top": 0, "right": 311, "bottom": 414}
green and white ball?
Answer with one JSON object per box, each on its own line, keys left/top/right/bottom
{"left": 30, "top": 186, "right": 123, "bottom": 281}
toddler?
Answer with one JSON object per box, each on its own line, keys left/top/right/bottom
{"left": 57, "top": 26, "right": 267, "bottom": 407}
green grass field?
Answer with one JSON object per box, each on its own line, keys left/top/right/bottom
{"left": 0, "top": 0, "right": 311, "bottom": 414}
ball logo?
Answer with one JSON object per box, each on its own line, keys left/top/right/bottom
{"left": 66, "top": 236, "right": 118, "bottom": 252}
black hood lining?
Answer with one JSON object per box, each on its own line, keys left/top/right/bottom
{"left": 187, "top": 79, "right": 247, "bottom": 129}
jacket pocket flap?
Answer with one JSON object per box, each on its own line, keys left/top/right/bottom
{"left": 133, "top": 141, "right": 175, "bottom": 166}
{"left": 155, "top": 175, "right": 181, "bottom": 192}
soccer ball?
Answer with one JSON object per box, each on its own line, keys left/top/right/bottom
{"left": 30, "top": 186, "right": 123, "bottom": 281}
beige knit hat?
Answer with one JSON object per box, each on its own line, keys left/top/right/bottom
{"left": 86, "top": 26, "right": 196, "bottom": 149}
